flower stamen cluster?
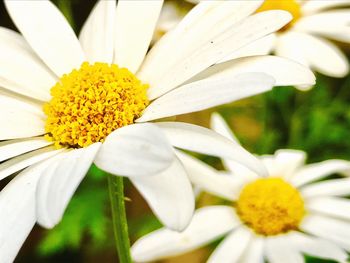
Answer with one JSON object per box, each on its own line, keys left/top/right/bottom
{"left": 236, "top": 177, "right": 305, "bottom": 235}
{"left": 44, "top": 62, "right": 149, "bottom": 148}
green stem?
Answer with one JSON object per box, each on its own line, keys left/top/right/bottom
{"left": 107, "top": 174, "right": 132, "bottom": 263}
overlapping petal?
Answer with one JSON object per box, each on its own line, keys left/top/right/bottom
{"left": 0, "top": 27, "right": 56, "bottom": 101}
{"left": 142, "top": 9, "right": 291, "bottom": 99}
{"left": 130, "top": 157, "right": 194, "bottom": 231}
{"left": 36, "top": 143, "right": 101, "bottom": 228}
{"left": 276, "top": 32, "right": 349, "bottom": 78}
{"left": 154, "top": 122, "right": 267, "bottom": 176}
{"left": 0, "top": 147, "right": 63, "bottom": 181}
{"left": 0, "top": 94, "right": 46, "bottom": 140}
{"left": 132, "top": 206, "right": 240, "bottom": 262}
{"left": 5, "top": 0, "right": 85, "bottom": 76}
{"left": 190, "top": 55, "right": 316, "bottom": 89}
{"left": 301, "top": 214, "right": 350, "bottom": 251}
{"left": 79, "top": 0, "right": 115, "bottom": 63}
{"left": 95, "top": 123, "right": 174, "bottom": 177}
{"left": 288, "top": 231, "right": 348, "bottom": 263}
{"left": 207, "top": 227, "right": 252, "bottom": 263}
{"left": 0, "top": 157, "right": 56, "bottom": 263}
{"left": 176, "top": 151, "right": 247, "bottom": 201}
{"left": 114, "top": 0, "right": 163, "bottom": 73}
{"left": 0, "top": 137, "right": 52, "bottom": 162}
{"left": 138, "top": 73, "right": 275, "bottom": 122}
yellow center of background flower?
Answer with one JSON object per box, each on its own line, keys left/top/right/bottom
{"left": 236, "top": 177, "right": 305, "bottom": 236}
{"left": 257, "top": 0, "right": 302, "bottom": 28}
{"left": 44, "top": 62, "right": 149, "bottom": 148}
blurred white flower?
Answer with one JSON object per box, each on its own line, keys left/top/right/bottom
{"left": 256, "top": 0, "right": 350, "bottom": 78}
{"left": 0, "top": 0, "right": 315, "bottom": 261}
{"left": 132, "top": 113, "right": 350, "bottom": 263}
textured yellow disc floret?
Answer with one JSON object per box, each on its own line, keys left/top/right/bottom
{"left": 236, "top": 178, "right": 305, "bottom": 236}
{"left": 257, "top": 0, "right": 302, "bottom": 28}
{"left": 44, "top": 62, "right": 149, "bottom": 148}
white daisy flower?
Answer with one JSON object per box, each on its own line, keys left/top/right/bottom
{"left": 247, "top": 0, "right": 350, "bottom": 78}
{"left": 132, "top": 113, "right": 350, "bottom": 263}
{"left": 0, "top": 0, "right": 315, "bottom": 261}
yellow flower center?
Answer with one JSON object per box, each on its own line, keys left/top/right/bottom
{"left": 257, "top": 0, "right": 302, "bottom": 29}
{"left": 236, "top": 178, "right": 305, "bottom": 236}
{"left": 44, "top": 62, "right": 149, "bottom": 148}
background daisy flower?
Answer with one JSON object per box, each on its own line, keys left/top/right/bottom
{"left": 177, "top": 0, "right": 350, "bottom": 78}
{"left": 254, "top": 0, "right": 350, "bottom": 78}
{"left": 131, "top": 113, "right": 350, "bottom": 263}
{"left": 0, "top": 0, "right": 316, "bottom": 261}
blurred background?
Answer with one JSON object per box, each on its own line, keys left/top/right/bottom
{"left": 1, "top": 0, "right": 349, "bottom": 262}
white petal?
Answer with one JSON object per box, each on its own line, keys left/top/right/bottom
{"left": 225, "top": 162, "right": 260, "bottom": 183}
{"left": 307, "top": 196, "right": 350, "bottom": 221}
{"left": 210, "top": 113, "right": 259, "bottom": 180}
{"left": 114, "top": 0, "right": 163, "bottom": 73}
{"left": 0, "top": 146, "right": 64, "bottom": 181}
{"left": 137, "top": 73, "right": 275, "bottom": 122}
{"left": 301, "top": 178, "right": 350, "bottom": 198}
{"left": 210, "top": 112, "right": 239, "bottom": 143}
{"left": 259, "top": 150, "right": 306, "bottom": 179}
{"left": 219, "top": 34, "right": 276, "bottom": 62}
{"left": 94, "top": 123, "right": 174, "bottom": 177}
{"left": 176, "top": 151, "right": 248, "bottom": 201}
{"left": 130, "top": 157, "right": 194, "bottom": 231}
{"left": 0, "top": 27, "right": 56, "bottom": 101}
{"left": 138, "top": 0, "right": 267, "bottom": 99}
{"left": 154, "top": 122, "right": 268, "bottom": 177}
{"left": 301, "top": 214, "right": 350, "bottom": 250}
{"left": 301, "top": 0, "right": 350, "bottom": 15}
{"left": 144, "top": 10, "right": 291, "bottom": 99}
{"left": 270, "top": 149, "right": 306, "bottom": 179}
{"left": 288, "top": 231, "right": 348, "bottom": 263}
{"left": 5, "top": 0, "right": 85, "bottom": 77}
{"left": 191, "top": 55, "right": 315, "bottom": 89}
{"left": 0, "top": 137, "right": 52, "bottom": 162}
{"left": 265, "top": 236, "right": 304, "bottom": 263}
{"left": 239, "top": 237, "right": 264, "bottom": 263}
{"left": 131, "top": 206, "right": 239, "bottom": 262}
{"left": 0, "top": 156, "right": 55, "bottom": 263}
{"left": 290, "top": 159, "right": 350, "bottom": 187}
{"left": 0, "top": 87, "right": 46, "bottom": 106}
{"left": 208, "top": 227, "right": 252, "bottom": 263}
{"left": 154, "top": 1, "right": 182, "bottom": 36}
{"left": 36, "top": 143, "right": 101, "bottom": 228}
{"left": 276, "top": 31, "right": 349, "bottom": 78}
{"left": 0, "top": 86, "right": 43, "bottom": 106}
{"left": 294, "top": 10, "right": 350, "bottom": 43}
{"left": 0, "top": 26, "right": 32, "bottom": 51}
{"left": 275, "top": 32, "right": 309, "bottom": 66}
{"left": 79, "top": 0, "right": 115, "bottom": 63}
{"left": 0, "top": 94, "right": 46, "bottom": 140}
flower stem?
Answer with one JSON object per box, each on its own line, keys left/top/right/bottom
{"left": 107, "top": 174, "right": 132, "bottom": 263}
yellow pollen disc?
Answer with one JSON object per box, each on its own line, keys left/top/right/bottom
{"left": 236, "top": 178, "right": 305, "bottom": 236}
{"left": 44, "top": 62, "right": 149, "bottom": 148}
{"left": 256, "top": 0, "right": 302, "bottom": 29}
